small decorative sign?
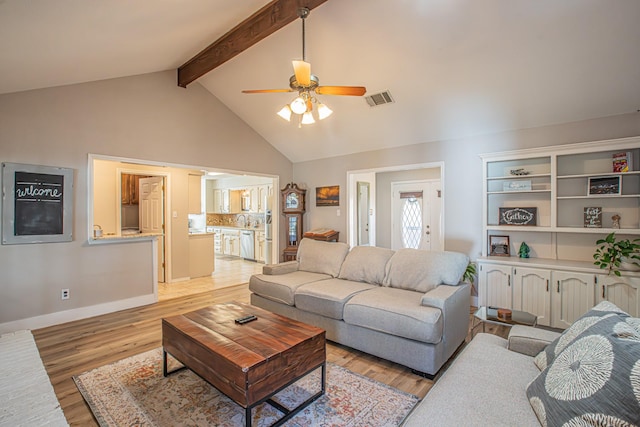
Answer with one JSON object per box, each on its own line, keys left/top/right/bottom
{"left": 584, "top": 207, "right": 602, "bottom": 228}
{"left": 503, "top": 180, "right": 531, "bottom": 192}
{"left": 499, "top": 207, "right": 537, "bottom": 226}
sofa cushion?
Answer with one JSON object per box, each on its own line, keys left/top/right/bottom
{"left": 526, "top": 311, "right": 640, "bottom": 426}
{"left": 297, "top": 238, "right": 350, "bottom": 277}
{"left": 343, "top": 287, "right": 443, "bottom": 344}
{"left": 295, "top": 278, "right": 377, "bottom": 320}
{"left": 402, "top": 333, "right": 541, "bottom": 427}
{"left": 249, "top": 271, "right": 331, "bottom": 306}
{"left": 533, "top": 301, "right": 629, "bottom": 371}
{"left": 338, "top": 246, "right": 395, "bottom": 285}
{"left": 383, "top": 248, "right": 469, "bottom": 293}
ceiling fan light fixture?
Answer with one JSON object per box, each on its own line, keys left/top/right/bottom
{"left": 277, "top": 105, "right": 292, "bottom": 121}
{"left": 290, "top": 96, "right": 307, "bottom": 114}
{"left": 317, "top": 103, "right": 333, "bottom": 120}
{"left": 301, "top": 111, "right": 315, "bottom": 125}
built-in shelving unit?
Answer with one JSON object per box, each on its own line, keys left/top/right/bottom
{"left": 478, "top": 136, "right": 640, "bottom": 327}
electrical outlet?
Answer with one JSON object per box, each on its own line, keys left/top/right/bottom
{"left": 61, "top": 289, "right": 70, "bottom": 300}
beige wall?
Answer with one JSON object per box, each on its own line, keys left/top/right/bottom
{"left": 0, "top": 70, "right": 292, "bottom": 330}
{"left": 294, "top": 112, "right": 640, "bottom": 258}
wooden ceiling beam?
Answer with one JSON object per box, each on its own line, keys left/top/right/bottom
{"left": 177, "top": 0, "right": 328, "bottom": 88}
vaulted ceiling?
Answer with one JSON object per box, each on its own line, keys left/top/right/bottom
{"left": 1, "top": 0, "right": 639, "bottom": 163}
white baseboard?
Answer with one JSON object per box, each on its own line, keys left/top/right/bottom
{"left": 0, "top": 293, "right": 157, "bottom": 334}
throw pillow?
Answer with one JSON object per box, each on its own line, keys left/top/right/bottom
{"left": 297, "top": 238, "right": 350, "bottom": 277}
{"left": 338, "top": 246, "right": 395, "bottom": 285}
{"left": 533, "top": 301, "right": 629, "bottom": 371}
{"left": 526, "top": 313, "right": 640, "bottom": 426}
{"left": 382, "top": 248, "right": 469, "bottom": 293}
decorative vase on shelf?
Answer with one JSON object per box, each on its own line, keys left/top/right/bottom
{"left": 518, "top": 242, "right": 530, "bottom": 258}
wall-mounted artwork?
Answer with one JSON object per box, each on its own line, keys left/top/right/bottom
{"left": 316, "top": 185, "right": 339, "bottom": 207}
{"left": 2, "top": 162, "right": 74, "bottom": 244}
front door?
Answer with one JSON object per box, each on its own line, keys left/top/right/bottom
{"left": 391, "top": 180, "right": 442, "bottom": 251}
{"left": 139, "top": 176, "right": 165, "bottom": 282}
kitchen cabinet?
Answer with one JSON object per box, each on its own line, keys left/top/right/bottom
{"left": 121, "top": 174, "right": 141, "bottom": 205}
{"left": 257, "top": 184, "right": 274, "bottom": 213}
{"left": 596, "top": 274, "right": 640, "bottom": 317}
{"left": 188, "top": 174, "right": 202, "bottom": 214}
{"left": 551, "top": 271, "right": 594, "bottom": 329}
{"left": 213, "top": 228, "right": 222, "bottom": 254}
{"left": 189, "top": 233, "right": 214, "bottom": 278}
{"left": 223, "top": 229, "right": 240, "bottom": 257}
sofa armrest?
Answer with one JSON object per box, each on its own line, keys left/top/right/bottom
{"left": 421, "top": 283, "right": 470, "bottom": 357}
{"left": 507, "top": 325, "right": 561, "bottom": 357}
{"left": 262, "top": 261, "right": 299, "bottom": 275}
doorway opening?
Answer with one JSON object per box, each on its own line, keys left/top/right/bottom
{"left": 347, "top": 162, "right": 444, "bottom": 250}
{"left": 118, "top": 170, "right": 167, "bottom": 283}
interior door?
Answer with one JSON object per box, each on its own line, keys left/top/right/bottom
{"left": 391, "top": 180, "right": 442, "bottom": 251}
{"left": 139, "top": 176, "right": 165, "bottom": 282}
{"left": 357, "top": 181, "right": 370, "bottom": 246}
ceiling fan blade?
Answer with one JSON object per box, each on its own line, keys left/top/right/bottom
{"left": 242, "top": 89, "right": 294, "bottom": 94}
{"left": 292, "top": 60, "right": 311, "bottom": 86}
{"left": 316, "top": 86, "right": 367, "bottom": 96}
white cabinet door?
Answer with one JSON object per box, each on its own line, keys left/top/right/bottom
{"left": 551, "top": 271, "right": 595, "bottom": 329}
{"left": 513, "top": 267, "right": 552, "bottom": 327}
{"left": 249, "top": 186, "right": 259, "bottom": 212}
{"left": 222, "top": 189, "right": 230, "bottom": 213}
{"left": 597, "top": 274, "right": 640, "bottom": 317}
{"left": 478, "top": 262, "right": 512, "bottom": 308}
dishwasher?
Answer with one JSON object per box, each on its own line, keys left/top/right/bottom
{"left": 240, "top": 230, "right": 255, "bottom": 261}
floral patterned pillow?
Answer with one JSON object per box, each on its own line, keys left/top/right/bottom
{"left": 533, "top": 301, "right": 629, "bottom": 371}
{"left": 526, "top": 313, "right": 640, "bottom": 426}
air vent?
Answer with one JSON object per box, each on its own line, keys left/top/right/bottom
{"left": 365, "top": 90, "right": 394, "bottom": 107}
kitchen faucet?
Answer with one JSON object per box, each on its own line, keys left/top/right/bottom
{"left": 237, "top": 214, "right": 247, "bottom": 228}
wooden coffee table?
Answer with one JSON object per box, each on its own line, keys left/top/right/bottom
{"left": 162, "top": 302, "right": 326, "bottom": 427}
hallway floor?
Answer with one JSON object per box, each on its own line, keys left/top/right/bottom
{"left": 158, "top": 255, "right": 263, "bottom": 301}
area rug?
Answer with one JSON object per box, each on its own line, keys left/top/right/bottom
{"left": 74, "top": 348, "right": 418, "bottom": 427}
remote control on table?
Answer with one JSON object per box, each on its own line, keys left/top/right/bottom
{"left": 235, "top": 315, "right": 257, "bottom": 324}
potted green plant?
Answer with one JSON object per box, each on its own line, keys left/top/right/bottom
{"left": 463, "top": 261, "right": 477, "bottom": 294}
{"left": 593, "top": 232, "right": 640, "bottom": 276}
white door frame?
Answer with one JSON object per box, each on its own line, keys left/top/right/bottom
{"left": 346, "top": 162, "right": 445, "bottom": 249}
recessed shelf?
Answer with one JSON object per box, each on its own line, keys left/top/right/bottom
{"left": 558, "top": 171, "right": 640, "bottom": 179}
{"left": 487, "top": 173, "right": 551, "bottom": 181}
{"left": 488, "top": 190, "right": 551, "bottom": 195}
{"left": 557, "top": 194, "right": 640, "bottom": 200}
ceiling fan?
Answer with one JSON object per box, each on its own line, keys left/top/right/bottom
{"left": 242, "top": 7, "right": 366, "bottom": 126}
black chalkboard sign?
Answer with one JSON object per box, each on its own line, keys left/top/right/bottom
{"left": 14, "top": 171, "right": 64, "bottom": 235}
{"left": 2, "top": 163, "right": 73, "bottom": 244}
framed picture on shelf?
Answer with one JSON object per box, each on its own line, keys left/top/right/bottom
{"left": 489, "top": 235, "right": 510, "bottom": 256}
{"left": 588, "top": 176, "right": 621, "bottom": 196}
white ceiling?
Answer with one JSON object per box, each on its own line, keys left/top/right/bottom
{"left": 1, "top": 0, "right": 639, "bottom": 163}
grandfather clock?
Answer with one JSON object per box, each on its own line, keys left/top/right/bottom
{"left": 281, "top": 182, "right": 306, "bottom": 261}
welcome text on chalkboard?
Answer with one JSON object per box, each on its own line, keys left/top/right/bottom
{"left": 2, "top": 163, "right": 74, "bottom": 244}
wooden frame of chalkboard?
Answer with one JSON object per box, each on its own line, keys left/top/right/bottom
{"left": 2, "top": 162, "right": 74, "bottom": 244}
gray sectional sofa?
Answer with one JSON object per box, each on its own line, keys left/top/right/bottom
{"left": 403, "top": 301, "right": 640, "bottom": 426}
{"left": 249, "top": 238, "right": 470, "bottom": 377}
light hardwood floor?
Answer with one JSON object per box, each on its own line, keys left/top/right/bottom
{"left": 33, "top": 258, "right": 509, "bottom": 426}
